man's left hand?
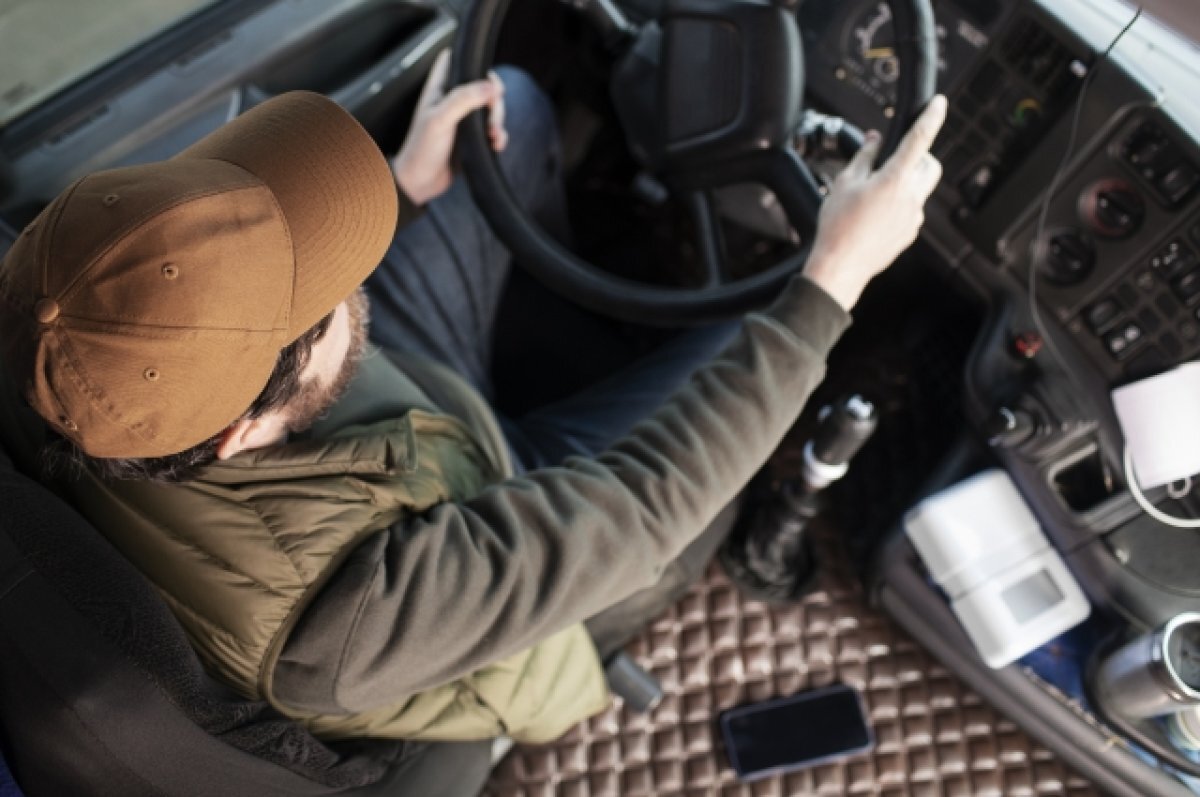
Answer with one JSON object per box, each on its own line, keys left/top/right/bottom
{"left": 392, "top": 50, "right": 507, "bottom": 206}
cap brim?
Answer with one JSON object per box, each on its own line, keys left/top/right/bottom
{"left": 177, "top": 91, "right": 398, "bottom": 341}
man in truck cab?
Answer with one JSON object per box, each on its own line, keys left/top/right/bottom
{"left": 0, "top": 53, "right": 946, "bottom": 790}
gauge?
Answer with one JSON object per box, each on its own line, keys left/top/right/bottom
{"left": 838, "top": 2, "right": 948, "bottom": 110}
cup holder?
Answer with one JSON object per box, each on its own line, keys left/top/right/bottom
{"left": 1049, "top": 444, "right": 1117, "bottom": 513}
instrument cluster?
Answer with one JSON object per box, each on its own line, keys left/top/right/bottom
{"left": 798, "top": 0, "right": 1001, "bottom": 135}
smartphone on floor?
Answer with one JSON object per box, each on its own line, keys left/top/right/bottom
{"left": 719, "top": 683, "right": 874, "bottom": 781}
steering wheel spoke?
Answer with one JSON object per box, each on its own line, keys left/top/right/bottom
{"left": 760, "top": 148, "right": 826, "bottom": 243}
{"left": 669, "top": 147, "right": 824, "bottom": 244}
{"left": 684, "top": 191, "right": 728, "bottom": 288}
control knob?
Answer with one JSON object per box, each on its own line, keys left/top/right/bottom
{"left": 1080, "top": 179, "right": 1145, "bottom": 239}
{"left": 1040, "top": 230, "right": 1096, "bottom": 286}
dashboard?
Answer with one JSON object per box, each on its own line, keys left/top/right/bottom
{"left": 800, "top": 0, "right": 1200, "bottom": 633}
{"left": 797, "top": 6, "right": 1200, "bottom": 784}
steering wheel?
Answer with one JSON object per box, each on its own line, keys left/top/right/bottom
{"left": 451, "top": 0, "right": 937, "bottom": 325}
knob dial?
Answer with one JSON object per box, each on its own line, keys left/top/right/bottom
{"left": 1080, "top": 178, "right": 1145, "bottom": 238}
{"left": 1041, "top": 230, "right": 1096, "bottom": 286}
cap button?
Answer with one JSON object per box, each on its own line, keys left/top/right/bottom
{"left": 34, "top": 298, "right": 60, "bottom": 324}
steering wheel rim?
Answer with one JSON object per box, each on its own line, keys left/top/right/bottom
{"left": 451, "top": 0, "right": 938, "bottom": 326}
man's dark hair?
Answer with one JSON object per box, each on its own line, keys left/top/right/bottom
{"left": 44, "top": 313, "right": 334, "bottom": 484}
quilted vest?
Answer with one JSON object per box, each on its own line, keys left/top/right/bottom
{"left": 31, "top": 408, "right": 609, "bottom": 743}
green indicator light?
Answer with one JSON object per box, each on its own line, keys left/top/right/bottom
{"left": 1012, "top": 98, "right": 1042, "bottom": 127}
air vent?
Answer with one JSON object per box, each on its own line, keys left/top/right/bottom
{"left": 997, "top": 17, "right": 1081, "bottom": 100}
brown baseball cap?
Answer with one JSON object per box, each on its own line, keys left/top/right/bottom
{"left": 0, "top": 91, "right": 398, "bottom": 458}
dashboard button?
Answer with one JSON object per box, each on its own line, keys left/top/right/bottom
{"left": 1172, "top": 270, "right": 1200, "bottom": 303}
{"left": 1136, "top": 270, "right": 1156, "bottom": 291}
{"left": 968, "top": 62, "right": 1003, "bottom": 101}
{"left": 979, "top": 113, "right": 1008, "bottom": 140}
{"left": 1012, "top": 331, "right": 1043, "bottom": 359}
{"left": 1158, "top": 291, "right": 1181, "bottom": 316}
{"left": 963, "top": 132, "right": 987, "bottom": 157}
{"left": 942, "top": 147, "right": 970, "bottom": 181}
{"left": 1124, "top": 347, "right": 1167, "bottom": 380}
{"left": 1160, "top": 164, "right": 1200, "bottom": 206}
{"left": 1138, "top": 308, "right": 1162, "bottom": 335}
{"left": 1084, "top": 181, "right": 1145, "bottom": 238}
{"left": 1161, "top": 332, "right": 1183, "bottom": 358}
{"left": 942, "top": 113, "right": 965, "bottom": 141}
{"left": 1084, "top": 299, "right": 1122, "bottom": 333}
{"left": 1042, "top": 231, "right": 1095, "bottom": 285}
{"left": 959, "top": 163, "right": 996, "bottom": 209}
{"left": 1150, "top": 239, "right": 1196, "bottom": 280}
{"left": 1104, "top": 322, "right": 1144, "bottom": 360}
{"left": 1124, "top": 125, "right": 1172, "bottom": 180}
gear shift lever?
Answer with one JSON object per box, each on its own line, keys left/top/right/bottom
{"left": 720, "top": 395, "right": 879, "bottom": 602}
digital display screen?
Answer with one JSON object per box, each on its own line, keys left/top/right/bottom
{"left": 722, "top": 685, "right": 873, "bottom": 778}
{"left": 1001, "top": 570, "right": 1064, "bottom": 624}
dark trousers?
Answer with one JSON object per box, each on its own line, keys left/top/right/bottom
{"left": 364, "top": 68, "right": 738, "bottom": 793}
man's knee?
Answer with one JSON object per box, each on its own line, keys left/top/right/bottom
{"left": 491, "top": 66, "right": 561, "bottom": 209}
{"left": 493, "top": 66, "right": 557, "bottom": 153}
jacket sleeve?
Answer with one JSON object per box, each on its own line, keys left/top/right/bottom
{"left": 273, "top": 275, "right": 851, "bottom": 714}
{"left": 395, "top": 184, "right": 426, "bottom": 228}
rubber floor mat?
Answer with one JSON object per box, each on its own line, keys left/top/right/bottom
{"left": 483, "top": 525, "right": 1100, "bottom": 797}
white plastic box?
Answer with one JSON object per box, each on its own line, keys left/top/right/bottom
{"left": 904, "top": 470, "right": 1091, "bottom": 668}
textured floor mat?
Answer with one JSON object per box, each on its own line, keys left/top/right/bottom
{"left": 483, "top": 526, "right": 1099, "bottom": 797}
{"left": 484, "top": 263, "right": 1099, "bottom": 795}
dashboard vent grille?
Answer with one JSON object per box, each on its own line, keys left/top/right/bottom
{"left": 998, "top": 16, "right": 1080, "bottom": 100}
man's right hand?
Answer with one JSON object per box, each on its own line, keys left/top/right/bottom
{"left": 803, "top": 95, "right": 948, "bottom": 311}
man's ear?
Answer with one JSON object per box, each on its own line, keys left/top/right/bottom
{"left": 215, "top": 413, "right": 289, "bottom": 460}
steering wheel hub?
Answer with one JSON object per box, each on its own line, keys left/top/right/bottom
{"left": 610, "top": 0, "right": 803, "bottom": 176}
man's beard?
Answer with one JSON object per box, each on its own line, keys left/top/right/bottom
{"left": 285, "top": 287, "right": 370, "bottom": 434}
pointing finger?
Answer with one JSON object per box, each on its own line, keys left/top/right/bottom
{"left": 884, "top": 94, "right": 948, "bottom": 176}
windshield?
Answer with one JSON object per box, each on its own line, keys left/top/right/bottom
{"left": 0, "top": 0, "right": 219, "bottom": 127}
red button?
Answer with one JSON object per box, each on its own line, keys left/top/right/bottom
{"left": 1013, "top": 332, "right": 1043, "bottom": 359}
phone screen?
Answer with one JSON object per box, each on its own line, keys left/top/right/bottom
{"left": 721, "top": 684, "right": 873, "bottom": 779}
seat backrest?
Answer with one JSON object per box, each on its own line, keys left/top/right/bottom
{"left": 0, "top": 444, "right": 402, "bottom": 797}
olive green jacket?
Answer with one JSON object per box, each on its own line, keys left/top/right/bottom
{"left": 0, "top": 355, "right": 609, "bottom": 741}
{"left": 0, "top": 274, "right": 850, "bottom": 744}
